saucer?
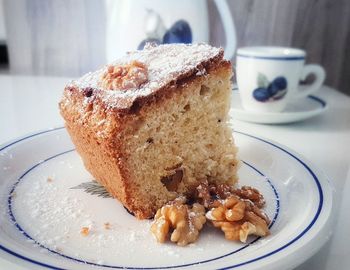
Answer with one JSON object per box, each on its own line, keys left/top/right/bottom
{"left": 230, "top": 90, "right": 328, "bottom": 124}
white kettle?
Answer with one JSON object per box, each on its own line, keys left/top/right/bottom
{"left": 105, "top": 0, "right": 236, "bottom": 61}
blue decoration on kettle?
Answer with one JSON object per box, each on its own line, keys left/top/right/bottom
{"left": 163, "top": 20, "right": 192, "bottom": 44}
{"left": 138, "top": 14, "right": 192, "bottom": 49}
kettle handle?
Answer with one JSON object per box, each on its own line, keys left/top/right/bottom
{"left": 213, "top": 0, "right": 236, "bottom": 60}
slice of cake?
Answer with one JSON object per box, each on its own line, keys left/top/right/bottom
{"left": 59, "top": 43, "right": 239, "bottom": 219}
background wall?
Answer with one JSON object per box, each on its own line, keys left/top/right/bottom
{"left": 0, "top": 0, "right": 5, "bottom": 43}
{"left": 209, "top": 0, "right": 350, "bottom": 95}
{"left": 3, "top": 0, "right": 106, "bottom": 76}
{"left": 3, "top": 0, "right": 350, "bottom": 95}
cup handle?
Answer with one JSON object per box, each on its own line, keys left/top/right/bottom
{"left": 213, "top": 0, "right": 236, "bottom": 60}
{"left": 296, "top": 64, "right": 326, "bottom": 99}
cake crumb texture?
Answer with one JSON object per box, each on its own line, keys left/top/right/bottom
{"left": 59, "top": 43, "right": 239, "bottom": 219}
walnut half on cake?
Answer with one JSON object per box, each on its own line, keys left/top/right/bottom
{"left": 59, "top": 43, "right": 239, "bottom": 219}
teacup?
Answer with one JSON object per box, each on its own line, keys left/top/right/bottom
{"left": 236, "top": 46, "right": 326, "bottom": 113}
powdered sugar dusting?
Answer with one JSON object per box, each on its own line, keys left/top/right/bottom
{"left": 4, "top": 147, "right": 279, "bottom": 267}
{"left": 68, "top": 43, "right": 223, "bottom": 110}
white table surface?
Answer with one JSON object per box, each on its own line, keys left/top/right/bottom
{"left": 0, "top": 74, "right": 349, "bottom": 270}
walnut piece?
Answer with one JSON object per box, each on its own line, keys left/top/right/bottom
{"left": 233, "top": 186, "right": 266, "bottom": 208}
{"left": 150, "top": 197, "right": 206, "bottom": 246}
{"left": 209, "top": 196, "right": 246, "bottom": 222}
{"left": 100, "top": 60, "right": 148, "bottom": 90}
{"left": 80, "top": 226, "right": 90, "bottom": 236}
{"left": 104, "top": 222, "right": 111, "bottom": 230}
{"left": 151, "top": 181, "right": 270, "bottom": 246}
{"left": 206, "top": 195, "right": 270, "bottom": 243}
{"left": 196, "top": 181, "right": 266, "bottom": 209}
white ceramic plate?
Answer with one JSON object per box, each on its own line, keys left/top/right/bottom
{"left": 0, "top": 127, "right": 333, "bottom": 270}
{"left": 230, "top": 90, "right": 328, "bottom": 124}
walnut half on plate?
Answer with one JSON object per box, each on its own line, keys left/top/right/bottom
{"left": 151, "top": 183, "right": 270, "bottom": 246}
{"left": 150, "top": 197, "right": 206, "bottom": 246}
{"left": 206, "top": 195, "right": 270, "bottom": 243}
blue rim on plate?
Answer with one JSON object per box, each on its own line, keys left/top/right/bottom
{"left": 6, "top": 149, "right": 280, "bottom": 269}
{"left": 0, "top": 128, "right": 323, "bottom": 270}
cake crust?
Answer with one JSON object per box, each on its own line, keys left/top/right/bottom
{"left": 59, "top": 44, "right": 238, "bottom": 219}
{"left": 63, "top": 43, "right": 225, "bottom": 114}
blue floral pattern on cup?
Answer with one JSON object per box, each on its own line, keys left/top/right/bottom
{"left": 253, "top": 73, "right": 288, "bottom": 102}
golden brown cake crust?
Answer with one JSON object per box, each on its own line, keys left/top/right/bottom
{"left": 59, "top": 44, "right": 237, "bottom": 219}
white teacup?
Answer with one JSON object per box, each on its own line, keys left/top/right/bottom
{"left": 236, "top": 46, "right": 326, "bottom": 113}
